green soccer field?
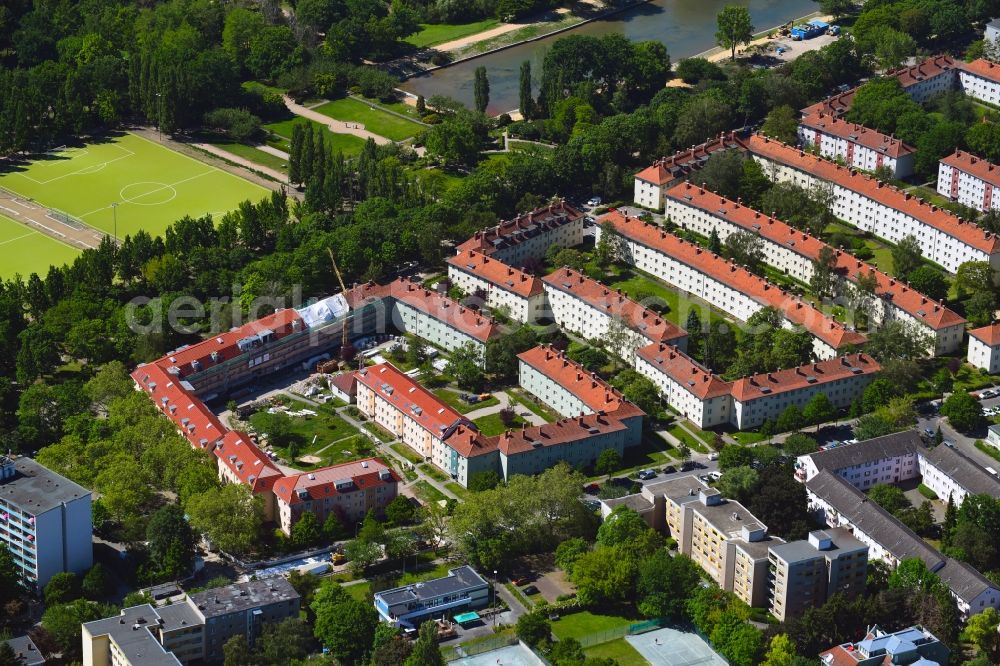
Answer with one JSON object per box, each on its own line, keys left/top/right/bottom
{"left": 0, "top": 132, "right": 268, "bottom": 241}
{"left": 0, "top": 213, "right": 80, "bottom": 279}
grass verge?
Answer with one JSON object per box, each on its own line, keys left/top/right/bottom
{"left": 584, "top": 638, "right": 649, "bottom": 665}
{"left": 391, "top": 442, "right": 424, "bottom": 464}
{"left": 313, "top": 98, "right": 423, "bottom": 141}
{"left": 917, "top": 483, "right": 939, "bottom": 500}
{"left": 404, "top": 19, "right": 500, "bottom": 48}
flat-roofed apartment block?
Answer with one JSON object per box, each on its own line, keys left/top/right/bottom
{"left": 798, "top": 113, "right": 915, "bottom": 179}
{"left": 938, "top": 150, "right": 1000, "bottom": 212}
{"left": 599, "top": 474, "right": 708, "bottom": 530}
{"left": 729, "top": 354, "right": 879, "bottom": 430}
{"left": 517, "top": 345, "right": 645, "bottom": 446}
{"left": 374, "top": 566, "right": 489, "bottom": 629}
{"left": 633, "top": 133, "right": 745, "bottom": 209}
{"left": 635, "top": 343, "right": 733, "bottom": 428}
{"left": 918, "top": 443, "right": 1000, "bottom": 508}
{"left": 768, "top": 528, "right": 868, "bottom": 622}
{"left": 541, "top": 267, "right": 688, "bottom": 361}
{"left": 446, "top": 248, "right": 545, "bottom": 323}
{"left": 664, "top": 183, "right": 966, "bottom": 355}
{"left": 0, "top": 455, "right": 92, "bottom": 588}
{"left": 457, "top": 200, "right": 584, "bottom": 267}
{"left": 795, "top": 431, "right": 922, "bottom": 490}
{"left": 968, "top": 323, "right": 1000, "bottom": 373}
{"left": 82, "top": 578, "right": 299, "bottom": 666}
{"left": 747, "top": 134, "right": 1000, "bottom": 274}
{"left": 599, "top": 210, "right": 866, "bottom": 359}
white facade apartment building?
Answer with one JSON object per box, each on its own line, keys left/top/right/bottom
{"left": 541, "top": 267, "right": 688, "bottom": 362}
{"left": 664, "top": 183, "right": 967, "bottom": 355}
{"left": 798, "top": 113, "right": 915, "bottom": 179}
{"left": 635, "top": 343, "right": 734, "bottom": 428}
{"left": 633, "top": 133, "right": 744, "bottom": 209}
{"left": 0, "top": 456, "right": 92, "bottom": 588}
{"left": 968, "top": 323, "right": 1000, "bottom": 373}
{"left": 446, "top": 249, "right": 545, "bottom": 323}
{"left": 938, "top": 150, "right": 1000, "bottom": 213}
{"left": 794, "top": 431, "right": 922, "bottom": 489}
{"left": 729, "top": 354, "right": 880, "bottom": 430}
{"left": 599, "top": 210, "right": 866, "bottom": 359}
{"left": 918, "top": 444, "right": 1000, "bottom": 508}
{"left": 747, "top": 134, "right": 1000, "bottom": 274}
{"left": 958, "top": 58, "right": 1000, "bottom": 106}
{"left": 457, "top": 200, "right": 584, "bottom": 267}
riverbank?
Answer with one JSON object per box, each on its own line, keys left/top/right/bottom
{"left": 696, "top": 10, "right": 827, "bottom": 62}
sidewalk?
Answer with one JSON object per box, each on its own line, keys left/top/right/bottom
{"left": 283, "top": 96, "right": 392, "bottom": 146}
{"left": 464, "top": 390, "right": 547, "bottom": 426}
{"left": 191, "top": 142, "right": 289, "bottom": 184}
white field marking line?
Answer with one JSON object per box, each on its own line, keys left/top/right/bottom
{"left": 0, "top": 231, "right": 39, "bottom": 246}
{"left": 128, "top": 131, "right": 268, "bottom": 192}
{"left": 35, "top": 147, "right": 90, "bottom": 167}
{"left": 28, "top": 219, "right": 67, "bottom": 239}
{"left": 77, "top": 170, "right": 215, "bottom": 219}
{"left": 14, "top": 144, "right": 136, "bottom": 186}
{"left": 0, "top": 206, "right": 20, "bottom": 217}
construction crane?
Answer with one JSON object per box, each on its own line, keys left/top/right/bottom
{"left": 327, "top": 248, "right": 355, "bottom": 363}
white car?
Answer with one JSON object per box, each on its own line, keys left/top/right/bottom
{"left": 586, "top": 196, "right": 602, "bottom": 207}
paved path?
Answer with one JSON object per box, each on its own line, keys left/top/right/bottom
{"left": 0, "top": 189, "right": 105, "bottom": 250}
{"left": 283, "top": 96, "right": 392, "bottom": 146}
{"left": 192, "top": 143, "right": 289, "bottom": 184}
{"left": 463, "top": 390, "right": 546, "bottom": 426}
{"left": 256, "top": 144, "right": 290, "bottom": 160}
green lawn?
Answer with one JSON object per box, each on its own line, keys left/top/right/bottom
{"left": 604, "top": 267, "right": 730, "bottom": 328}
{"left": 0, "top": 213, "right": 80, "bottom": 279}
{"left": 263, "top": 116, "right": 367, "bottom": 156}
{"left": 666, "top": 424, "right": 710, "bottom": 454}
{"left": 445, "top": 481, "right": 470, "bottom": 500}
{"left": 595, "top": 432, "right": 674, "bottom": 479}
{"left": 345, "top": 581, "right": 371, "bottom": 601}
{"left": 473, "top": 411, "right": 528, "bottom": 436}
{"left": 313, "top": 98, "right": 423, "bottom": 141}
{"left": 432, "top": 387, "right": 500, "bottom": 414}
{"left": 390, "top": 442, "right": 424, "bottom": 464}
{"left": 414, "top": 480, "right": 448, "bottom": 504}
{"left": 732, "top": 430, "right": 768, "bottom": 445}
{"left": 584, "top": 638, "right": 649, "bottom": 665}
{"left": 208, "top": 141, "right": 287, "bottom": 172}
{"left": 0, "top": 132, "right": 267, "bottom": 241}
{"left": 248, "top": 400, "right": 363, "bottom": 467}
{"left": 363, "top": 422, "right": 394, "bottom": 443}
{"left": 508, "top": 389, "right": 561, "bottom": 423}
{"left": 419, "top": 463, "right": 450, "bottom": 483}
{"left": 404, "top": 19, "right": 500, "bottom": 48}
{"left": 551, "top": 611, "right": 635, "bottom": 642}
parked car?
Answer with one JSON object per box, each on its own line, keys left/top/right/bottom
{"left": 944, "top": 441, "right": 955, "bottom": 449}
{"left": 583, "top": 483, "right": 600, "bottom": 495}
{"left": 586, "top": 196, "right": 602, "bottom": 207}
{"left": 663, "top": 465, "right": 677, "bottom": 474}
{"left": 637, "top": 469, "right": 657, "bottom": 480}
{"left": 708, "top": 452, "right": 719, "bottom": 461}
{"left": 522, "top": 585, "right": 540, "bottom": 595}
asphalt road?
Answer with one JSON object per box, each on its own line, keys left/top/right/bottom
{"left": 916, "top": 391, "right": 1000, "bottom": 471}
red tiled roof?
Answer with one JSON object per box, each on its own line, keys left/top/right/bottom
{"left": 941, "top": 149, "right": 1000, "bottom": 188}
{"left": 600, "top": 210, "right": 866, "bottom": 349}
{"left": 802, "top": 88, "right": 857, "bottom": 117}
{"left": 541, "top": 267, "right": 687, "bottom": 346}
{"left": 447, "top": 249, "right": 543, "bottom": 298}
{"left": 445, "top": 425, "right": 498, "bottom": 458}
{"left": 969, "top": 322, "right": 1000, "bottom": 346}
{"left": 665, "top": 183, "right": 966, "bottom": 330}
{"left": 891, "top": 54, "right": 959, "bottom": 88}
{"left": 156, "top": 309, "right": 304, "bottom": 380}
{"left": 215, "top": 431, "right": 282, "bottom": 493}
{"left": 634, "top": 133, "right": 745, "bottom": 186}
{"left": 729, "top": 353, "right": 880, "bottom": 402}
{"left": 131, "top": 362, "right": 226, "bottom": 449}
{"left": 800, "top": 112, "right": 914, "bottom": 158}
{"left": 517, "top": 345, "right": 646, "bottom": 418}
{"left": 273, "top": 458, "right": 400, "bottom": 505}
{"left": 355, "top": 363, "right": 469, "bottom": 438}
{"left": 457, "top": 200, "right": 583, "bottom": 256}
{"left": 329, "top": 372, "right": 357, "bottom": 396}
{"left": 635, "top": 342, "right": 733, "bottom": 399}
{"left": 746, "top": 134, "right": 1000, "bottom": 255}
{"left": 491, "top": 413, "right": 628, "bottom": 456}
{"left": 344, "top": 281, "right": 393, "bottom": 308}
{"left": 960, "top": 57, "right": 1000, "bottom": 83}
{"left": 389, "top": 278, "right": 500, "bottom": 343}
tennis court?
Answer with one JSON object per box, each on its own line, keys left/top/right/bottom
{"left": 0, "top": 212, "right": 80, "bottom": 279}
{"left": 0, "top": 132, "right": 267, "bottom": 241}
{"left": 448, "top": 643, "right": 544, "bottom": 666}
{"left": 626, "top": 627, "right": 727, "bottom": 666}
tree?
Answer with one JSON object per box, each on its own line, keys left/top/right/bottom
{"left": 716, "top": 5, "right": 754, "bottom": 60}
{"left": 406, "top": 620, "right": 445, "bottom": 666}
{"left": 555, "top": 537, "right": 590, "bottom": 574}
{"left": 147, "top": 503, "right": 196, "bottom": 577}
{"left": 891, "top": 235, "right": 922, "bottom": 281}
{"left": 761, "top": 105, "right": 800, "bottom": 145}
{"left": 312, "top": 582, "right": 379, "bottom": 664}
{"left": 345, "top": 538, "right": 382, "bottom": 574}
{"left": 468, "top": 470, "right": 502, "bottom": 492}
{"left": 425, "top": 111, "right": 487, "bottom": 167}
{"left": 82, "top": 563, "right": 112, "bottom": 600}
{"left": 803, "top": 392, "right": 835, "bottom": 427}
{"left": 637, "top": 551, "right": 701, "bottom": 620}
{"left": 0, "top": 543, "right": 26, "bottom": 615}
{"left": 254, "top": 617, "right": 314, "bottom": 665}
{"left": 550, "top": 638, "right": 586, "bottom": 665}
{"left": 956, "top": 261, "right": 996, "bottom": 297}
{"left": 868, "top": 484, "right": 910, "bottom": 514}
{"left": 446, "top": 342, "right": 484, "bottom": 391}
{"left": 517, "top": 611, "right": 551, "bottom": 647}
{"left": 41, "top": 598, "right": 108, "bottom": 658}
{"left": 965, "top": 606, "right": 1000, "bottom": 656}
{"left": 761, "top": 633, "right": 799, "bottom": 666}
{"left": 889, "top": 558, "right": 945, "bottom": 594}
{"left": 519, "top": 61, "right": 534, "bottom": 119}
{"left": 906, "top": 266, "right": 949, "bottom": 302}
{"left": 595, "top": 221, "right": 624, "bottom": 267}
{"left": 44, "top": 571, "right": 81, "bottom": 606}
{"left": 819, "top": 0, "right": 854, "bottom": 21}
{"left": 708, "top": 228, "right": 722, "bottom": 254}
{"left": 223, "top": 634, "right": 252, "bottom": 666}
{"left": 385, "top": 495, "right": 417, "bottom": 526}
{"left": 373, "top": 624, "right": 413, "bottom": 666}
{"left": 749, "top": 468, "right": 810, "bottom": 539}
{"left": 186, "top": 484, "right": 264, "bottom": 555}
{"left": 698, "top": 150, "right": 747, "bottom": 200}
{"left": 724, "top": 230, "right": 766, "bottom": 275}
{"left": 783, "top": 433, "right": 819, "bottom": 456}
{"left": 940, "top": 391, "right": 985, "bottom": 433}
{"left": 810, "top": 246, "right": 839, "bottom": 299}
{"left": 718, "top": 444, "right": 753, "bottom": 470}
{"left": 595, "top": 448, "right": 621, "bottom": 478}
{"left": 966, "top": 290, "right": 997, "bottom": 327}
{"left": 775, "top": 405, "right": 805, "bottom": 433}
{"left": 716, "top": 466, "right": 758, "bottom": 503}
{"left": 865, "top": 321, "right": 932, "bottom": 362}
{"left": 291, "top": 511, "right": 322, "bottom": 547}
{"left": 474, "top": 66, "right": 490, "bottom": 114}
{"left": 675, "top": 58, "right": 726, "bottom": 85}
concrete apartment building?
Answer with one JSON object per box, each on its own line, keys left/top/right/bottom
{"left": 599, "top": 474, "right": 708, "bottom": 530}
{"left": 598, "top": 210, "right": 866, "bottom": 358}
{"left": 819, "top": 624, "right": 950, "bottom": 666}
{"left": 746, "top": 134, "right": 1000, "bottom": 274}
{"left": 967, "top": 322, "right": 1000, "bottom": 373}
{"left": 388, "top": 279, "right": 500, "bottom": 361}
{"left": 457, "top": 200, "right": 584, "bottom": 267}
{"left": 635, "top": 344, "right": 734, "bottom": 428}
{"left": 541, "top": 267, "right": 688, "bottom": 361}
{"left": 4, "top": 636, "right": 44, "bottom": 666}
{"left": 374, "top": 566, "right": 489, "bottom": 628}
{"left": 663, "top": 183, "right": 966, "bottom": 355}
{"left": 938, "top": 150, "right": 1000, "bottom": 212}
{"left": 82, "top": 579, "right": 300, "bottom": 666}
{"left": 768, "top": 528, "right": 868, "bottom": 622}
{"left": 446, "top": 248, "right": 545, "bottom": 323}
{"left": 0, "top": 455, "right": 92, "bottom": 588}
{"left": 798, "top": 113, "right": 915, "bottom": 179}
{"left": 795, "top": 431, "right": 922, "bottom": 490}
{"left": 633, "top": 133, "right": 744, "bottom": 209}
{"left": 918, "top": 443, "right": 1000, "bottom": 507}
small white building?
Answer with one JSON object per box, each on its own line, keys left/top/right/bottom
{"left": 446, "top": 249, "right": 545, "bottom": 323}
{"left": 968, "top": 323, "right": 1000, "bottom": 373}
{"left": 938, "top": 150, "right": 1000, "bottom": 212}
{"left": 986, "top": 17, "right": 1000, "bottom": 45}
{"left": 798, "top": 112, "right": 915, "bottom": 179}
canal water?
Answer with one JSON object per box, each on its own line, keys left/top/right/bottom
{"left": 400, "top": 0, "right": 819, "bottom": 113}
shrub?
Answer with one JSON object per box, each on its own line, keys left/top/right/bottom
{"left": 203, "top": 108, "right": 262, "bottom": 143}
